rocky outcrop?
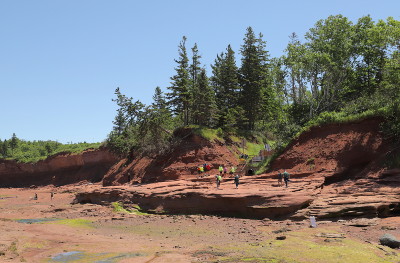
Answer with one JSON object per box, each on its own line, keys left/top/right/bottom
{"left": 76, "top": 118, "right": 400, "bottom": 220}
{"left": 0, "top": 148, "right": 118, "bottom": 187}
{"left": 379, "top": 233, "right": 400, "bottom": 248}
{"left": 102, "top": 128, "right": 241, "bottom": 186}
{"left": 75, "top": 177, "right": 315, "bottom": 219}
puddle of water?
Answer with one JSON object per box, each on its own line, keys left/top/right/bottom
{"left": 50, "top": 251, "right": 83, "bottom": 262}
{"left": 16, "top": 218, "right": 59, "bottom": 224}
{"left": 49, "top": 251, "right": 147, "bottom": 263}
{"left": 0, "top": 196, "right": 17, "bottom": 200}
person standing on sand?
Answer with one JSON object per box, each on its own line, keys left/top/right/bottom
{"left": 216, "top": 174, "right": 222, "bottom": 189}
{"left": 277, "top": 170, "right": 283, "bottom": 187}
{"left": 283, "top": 170, "right": 290, "bottom": 188}
{"left": 234, "top": 174, "right": 240, "bottom": 189}
{"left": 219, "top": 165, "right": 223, "bottom": 176}
{"left": 229, "top": 166, "right": 236, "bottom": 176}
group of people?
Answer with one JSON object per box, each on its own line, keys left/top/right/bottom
{"left": 197, "top": 163, "right": 212, "bottom": 174}
{"left": 197, "top": 163, "right": 292, "bottom": 189}
{"left": 218, "top": 165, "right": 236, "bottom": 175}
{"left": 215, "top": 173, "right": 240, "bottom": 189}
{"left": 31, "top": 192, "right": 55, "bottom": 200}
{"left": 277, "top": 170, "right": 291, "bottom": 187}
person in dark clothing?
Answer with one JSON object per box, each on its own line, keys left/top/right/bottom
{"left": 277, "top": 170, "right": 283, "bottom": 186}
{"left": 234, "top": 174, "right": 240, "bottom": 189}
{"left": 283, "top": 170, "right": 290, "bottom": 187}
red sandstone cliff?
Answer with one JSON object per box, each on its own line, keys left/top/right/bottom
{"left": 76, "top": 118, "right": 400, "bottom": 219}
{"left": 0, "top": 148, "right": 118, "bottom": 187}
{"left": 102, "top": 128, "right": 241, "bottom": 186}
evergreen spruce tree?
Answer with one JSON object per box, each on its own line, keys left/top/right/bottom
{"left": 167, "top": 36, "right": 191, "bottom": 126}
{"left": 189, "top": 43, "right": 203, "bottom": 124}
{"left": 2, "top": 140, "right": 9, "bottom": 158}
{"left": 211, "top": 45, "right": 241, "bottom": 129}
{"left": 112, "top": 109, "right": 126, "bottom": 136}
{"left": 239, "top": 27, "right": 271, "bottom": 130}
{"left": 10, "top": 133, "right": 18, "bottom": 155}
{"left": 192, "top": 69, "right": 217, "bottom": 126}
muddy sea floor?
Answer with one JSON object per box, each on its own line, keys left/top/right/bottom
{"left": 0, "top": 186, "right": 399, "bottom": 263}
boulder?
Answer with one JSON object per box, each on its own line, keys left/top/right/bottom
{"left": 379, "top": 234, "right": 400, "bottom": 248}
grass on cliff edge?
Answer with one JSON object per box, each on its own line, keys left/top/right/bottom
{"left": 1, "top": 140, "right": 101, "bottom": 163}
{"left": 191, "top": 126, "right": 268, "bottom": 157}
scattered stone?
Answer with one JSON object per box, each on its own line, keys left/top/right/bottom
{"left": 381, "top": 226, "right": 397, "bottom": 230}
{"left": 272, "top": 227, "right": 291, "bottom": 234}
{"left": 276, "top": 236, "right": 286, "bottom": 240}
{"left": 324, "top": 238, "right": 342, "bottom": 243}
{"left": 317, "top": 220, "right": 332, "bottom": 224}
{"left": 346, "top": 219, "right": 377, "bottom": 227}
{"left": 379, "top": 234, "right": 400, "bottom": 249}
{"left": 316, "top": 233, "right": 345, "bottom": 239}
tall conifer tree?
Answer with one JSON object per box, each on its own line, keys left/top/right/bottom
{"left": 192, "top": 69, "right": 217, "bottom": 126}
{"left": 167, "top": 36, "right": 190, "bottom": 125}
{"left": 211, "top": 45, "right": 241, "bottom": 129}
{"left": 239, "top": 27, "right": 271, "bottom": 130}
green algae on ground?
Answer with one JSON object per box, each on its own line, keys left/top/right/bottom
{"left": 111, "top": 202, "right": 149, "bottom": 215}
{"left": 216, "top": 227, "right": 400, "bottom": 263}
{"left": 49, "top": 218, "right": 94, "bottom": 229}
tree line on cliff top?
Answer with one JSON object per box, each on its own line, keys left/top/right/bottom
{"left": 0, "top": 133, "right": 100, "bottom": 163}
{"left": 107, "top": 15, "right": 400, "bottom": 157}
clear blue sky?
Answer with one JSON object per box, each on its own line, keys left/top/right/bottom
{"left": 1, "top": 0, "right": 399, "bottom": 143}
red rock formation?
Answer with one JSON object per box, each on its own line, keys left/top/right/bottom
{"left": 0, "top": 148, "right": 118, "bottom": 187}
{"left": 77, "top": 118, "right": 400, "bottom": 220}
{"left": 102, "top": 128, "right": 241, "bottom": 186}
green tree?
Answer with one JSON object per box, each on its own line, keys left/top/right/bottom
{"left": 351, "top": 15, "right": 387, "bottom": 98}
{"left": 239, "top": 27, "right": 271, "bottom": 130}
{"left": 305, "top": 15, "right": 354, "bottom": 111}
{"left": 112, "top": 109, "right": 126, "bottom": 136}
{"left": 191, "top": 69, "right": 217, "bottom": 126}
{"left": 167, "top": 36, "right": 191, "bottom": 126}
{"left": 2, "top": 140, "right": 9, "bottom": 158}
{"left": 211, "top": 45, "right": 242, "bottom": 129}
{"left": 10, "top": 133, "right": 18, "bottom": 155}
{"left": 188, "top": 43, "right": 203, "bottom": 125}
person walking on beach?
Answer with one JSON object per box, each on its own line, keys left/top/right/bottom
{"left": 216, "top": 174, "right": 222, "bottom": 189}
{"left": 277, "top": 170, "right": 283, "bottom": 186}
{"left": 234, "top": 174, "right": 240, "bottom": 189}
{"left": 283, "top": 170, "right": 290, "bottom": 188}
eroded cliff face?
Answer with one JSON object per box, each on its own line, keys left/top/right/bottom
{"left": 0, "top": 148, "right": 118, "bottom": 187}
{"left": 76, "top": 118, "right": 400, "bottom": 220}
{"left": 102, "top": 128, "right": 241, "bottom": 186}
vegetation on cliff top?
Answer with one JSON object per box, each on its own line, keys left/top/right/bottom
{"left": 0, "top": 134, "right": 101, "bottom": 163}
{"left": 106, "top": 14, "right": 400, "bottom": 162}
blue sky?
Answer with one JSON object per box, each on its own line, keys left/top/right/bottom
{"left": 1, "top": 0, "right": 399, "bottom": 143}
